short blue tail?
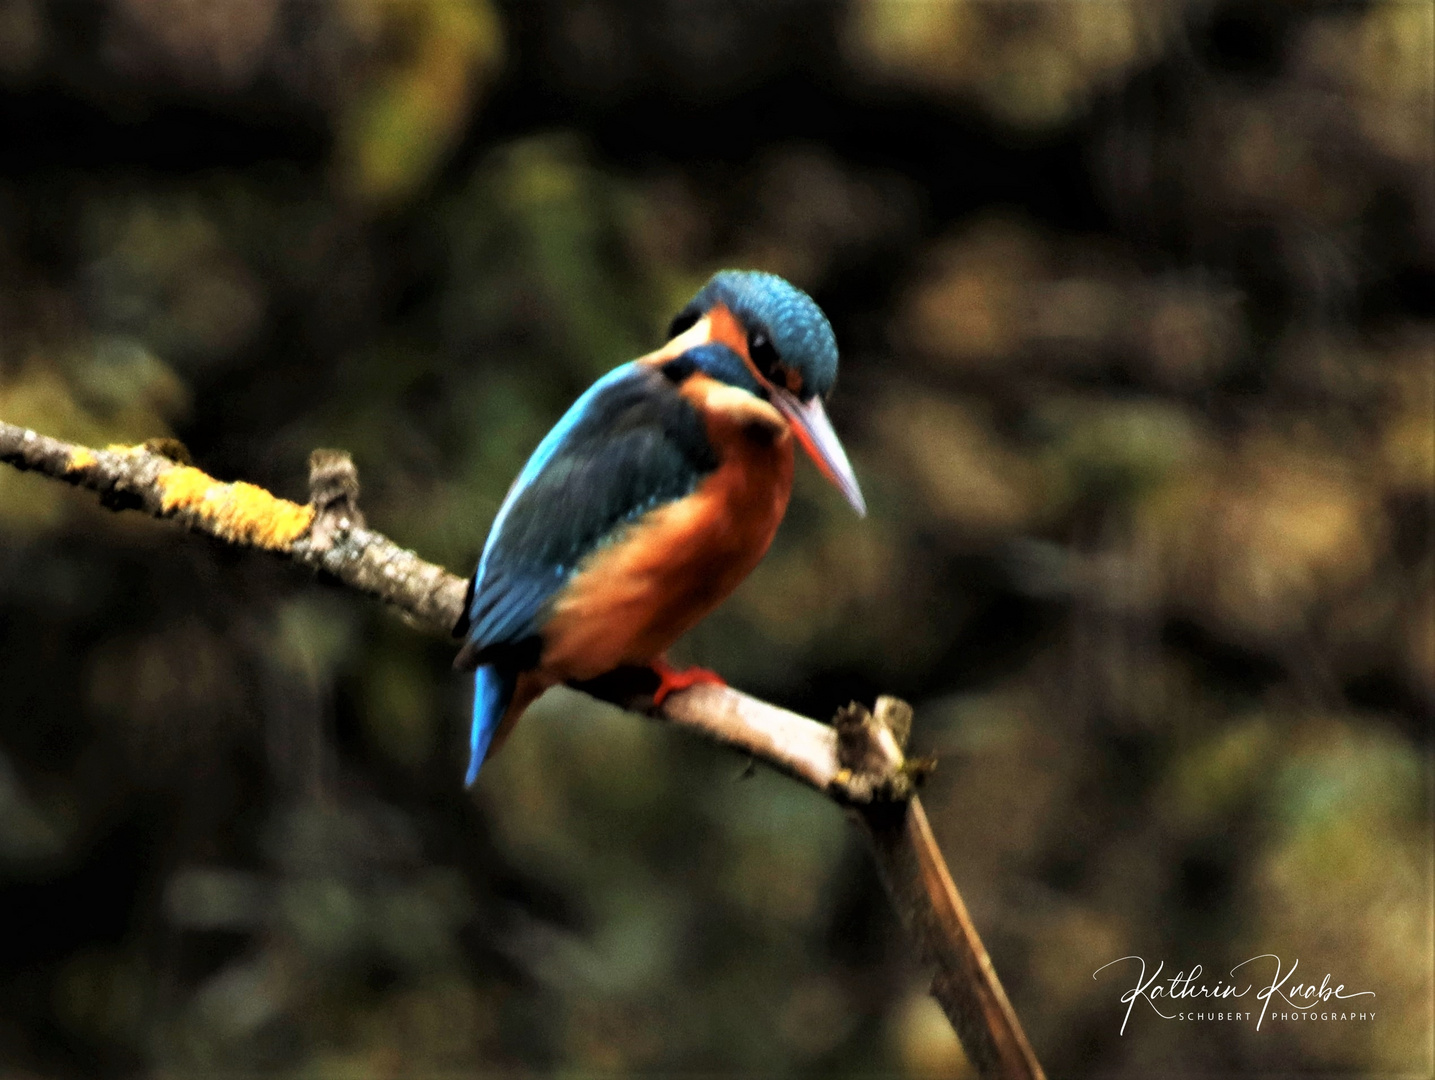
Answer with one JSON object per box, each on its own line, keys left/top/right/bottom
{"left": 468, "top": 665, "right": 517, "bottom": 786}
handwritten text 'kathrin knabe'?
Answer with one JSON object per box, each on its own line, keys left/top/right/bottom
{"left": 1093, "top": 954, "right": 1375, "bottom": 1034}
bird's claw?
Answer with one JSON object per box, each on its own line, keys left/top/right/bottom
{"left": 650, "top": 659, "right": 726, "bottom": 706}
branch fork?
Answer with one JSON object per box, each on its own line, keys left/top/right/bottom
{"left": 831, "top": 696, "right": 936, "bottom": 805}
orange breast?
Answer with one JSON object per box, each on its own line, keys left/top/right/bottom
{"left": 539, "top": 378, "right": 794, "bottom": 682}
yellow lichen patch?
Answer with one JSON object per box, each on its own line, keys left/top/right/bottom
{"left": 156, "top": 466, "right": 216, "bottom": 513}
{"left": 66, "top": 447, "right": 98, "bottom": 471}
{"left": 156, "top": 466, "right": 314, "bottom": 550}
{"left": 218, "top": 482, "right": 315, "bottom": 549}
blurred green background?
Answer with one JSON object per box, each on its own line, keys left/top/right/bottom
{"left": 0, "top": 1, "right": 1431, "bottom": 1076}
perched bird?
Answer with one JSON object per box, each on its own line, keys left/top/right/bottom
{"left": 454, "top": 270, "right": 865, "bottom": 784}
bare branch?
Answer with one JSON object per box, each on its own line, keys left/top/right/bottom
{"left": 0, "top": 418, "right": 1045, "bottom": 1080}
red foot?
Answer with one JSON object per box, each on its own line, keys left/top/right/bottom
{"left": 650, "top": 657, "right": 726, "bottom": 706}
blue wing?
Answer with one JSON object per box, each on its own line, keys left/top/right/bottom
{"left": 453, "top": 360, "right": 719, "bottom": 670}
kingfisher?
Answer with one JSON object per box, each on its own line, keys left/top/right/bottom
{"left": 453, "top": 270, "right": 865, "bottom": 784}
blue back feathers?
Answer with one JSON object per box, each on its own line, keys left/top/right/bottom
{"left": 670, "top": 270, "right": 839, "bottom": 401}
{"left": 456, "top": 357, "right": 727, "bottom": 781}
{"left": 454, "top": 360, "right": 719, "bottom": 669}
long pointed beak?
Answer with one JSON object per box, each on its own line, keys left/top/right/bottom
{"left": 771, "top": 389, "right": 867, "bottom": 517}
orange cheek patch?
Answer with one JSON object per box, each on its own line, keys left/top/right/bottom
{"left": 704, "top": 304, "right": 751, "bottom": 360}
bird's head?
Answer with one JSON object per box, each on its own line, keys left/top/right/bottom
{"left": 658, "top": 270, "right": 865, "bottom": 516}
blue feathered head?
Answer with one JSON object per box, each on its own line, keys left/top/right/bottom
{"left": 669, "top": 270, "right": 839, "bottom": 402}
{"left": 665, "top": 269, "right": 863, "bottom": 516}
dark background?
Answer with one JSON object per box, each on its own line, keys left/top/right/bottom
{"left": 0, "top": 0, "right": 1431, "bottom": 1075}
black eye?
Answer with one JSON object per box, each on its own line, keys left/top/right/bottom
{"left": 748, "top": 329, "right": 781, "bottom": 382}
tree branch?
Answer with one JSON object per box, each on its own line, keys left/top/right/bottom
{"left": 0, "top": 418, "right": 1045, "bottom": 1080}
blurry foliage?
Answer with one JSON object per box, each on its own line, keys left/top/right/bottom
{"left": 846, "top": 0, "right": 1181, "bottom": 128}
{"left": 0, "top": 0, "right": 1432, "bottom": 1077}
{"left": 334, "top": 0, "right": 505, "bottom": 206}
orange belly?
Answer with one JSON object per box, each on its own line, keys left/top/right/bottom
{"left": 539, "top": 410, "right": 794, "bottom": 682}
